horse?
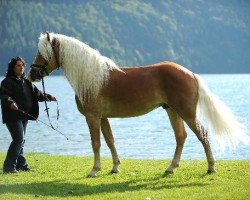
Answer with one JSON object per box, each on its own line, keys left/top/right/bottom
{"left": 28, "top": 32, "right": 249, "bottom": 177}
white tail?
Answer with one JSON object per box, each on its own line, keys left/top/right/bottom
{"left": 195, "top": 74, "right": 249, "bottom": 152}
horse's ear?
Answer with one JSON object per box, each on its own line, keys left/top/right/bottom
{"left": 46, "top": 31, "right": 50, "bottom": 42}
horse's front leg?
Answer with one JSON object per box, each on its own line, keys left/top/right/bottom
{"left": 101, "top": 118, "right": 121, "bottom": 173}
{"left": 85, "top": 115, "right": 102, "bottom": 177}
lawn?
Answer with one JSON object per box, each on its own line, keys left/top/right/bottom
{"left": 0, "top": 153, "right": 249, "bottom": 200}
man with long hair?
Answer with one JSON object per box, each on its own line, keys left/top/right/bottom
{"left": 0, "top": 56, "right": 56, "bottom": 173}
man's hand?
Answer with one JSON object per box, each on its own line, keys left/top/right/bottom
{"left": 50, "top": 96, "right": 57, "bottom": 101}
{"left": 10, "top": 102, "right": 18, "bottom": 110}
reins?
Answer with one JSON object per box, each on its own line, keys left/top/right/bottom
{"left": 18, "top": 108, "right": 69, "bottom": 140}
{"left": 22, "top": 76, "right": 69, "bottom": 140}
{"left": 41, "top": 75, "right": 59, "bottom": 130}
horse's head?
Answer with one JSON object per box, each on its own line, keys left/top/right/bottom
{"left": 28, "top": 32, "right": 60, "bottom": 82}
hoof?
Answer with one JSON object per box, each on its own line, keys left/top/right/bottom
{"left": 111, "top": 169, "right": 120, "bottom": 174}
{"left": 87, "top": 174, "right": 97, "bottom": 178}
{"left": 207, "top": 169, "right": 217, "bottom": 174}
{"left": 165, "top": 170, "right": 174, "bottom": 174}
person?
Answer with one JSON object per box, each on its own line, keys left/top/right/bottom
{"left": 0, "top": 56, "right": 56, "bottom": 173}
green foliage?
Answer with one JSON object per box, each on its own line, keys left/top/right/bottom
{"left": 0, "top": 153, "right": 249, "bottom": 200}
{"left": 0, "top": 0, "right": 249, "bottom": 74}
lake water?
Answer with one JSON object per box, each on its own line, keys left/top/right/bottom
{"left": 0, "top": 74, "right": 249, "bottom": 160}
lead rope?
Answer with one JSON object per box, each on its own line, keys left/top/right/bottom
{"left": 41, "top": 76, "right": 60, "bottom": 131}
{"left": 18, "top": 108, "right": 69, "bottom": 140}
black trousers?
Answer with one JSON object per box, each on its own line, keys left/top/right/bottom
{"left": 3, "top": 120, "right": 28, "bottom": 171}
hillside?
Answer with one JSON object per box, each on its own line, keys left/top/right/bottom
{"left": 0, "top": 0, "right": 249, "bottom": 75}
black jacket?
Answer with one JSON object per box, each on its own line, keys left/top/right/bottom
{"left": 0, "top": 76, "right": 52, "bottom": 123}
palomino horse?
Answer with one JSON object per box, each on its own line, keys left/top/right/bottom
{"left": 28, "top": 32, "right": 249, "bottom": 177}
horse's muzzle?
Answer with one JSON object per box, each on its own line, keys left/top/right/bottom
{"left": 28, "top": 64, "right": 49, "bottom": 82}
{"left": 29, "top": 70, "right": 43, "bottom": 82}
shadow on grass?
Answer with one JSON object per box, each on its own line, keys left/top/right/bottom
{"left": 0, "top": 175, "right": 210, "bottom": 198}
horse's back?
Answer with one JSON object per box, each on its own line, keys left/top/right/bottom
{"left": 98, "top": 61, "right": 198, "bottom": 118}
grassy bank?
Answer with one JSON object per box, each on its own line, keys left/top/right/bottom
{"left": 0, "top": 153, "right": 249, "bottom": 200}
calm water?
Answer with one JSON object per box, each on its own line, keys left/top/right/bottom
{"left": 0, "top": 74, "right": 249, "bottom": 160}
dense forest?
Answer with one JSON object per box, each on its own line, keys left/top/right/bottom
{"left": 0, "top": 0, "right": 249, "bottom": 75}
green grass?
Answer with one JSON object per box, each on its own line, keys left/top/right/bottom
{"left": 0, "top": 153, "right": 249, "bottom": 200}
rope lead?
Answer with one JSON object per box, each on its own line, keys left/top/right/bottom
{"left": 18, "top": 108, "right": 69, "bottom": 140}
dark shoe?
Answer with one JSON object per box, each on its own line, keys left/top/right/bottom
{"left": 3, "top": 168, "right": 18, "bottom": 173}
{"left": 17, "top": 166, "right": 30, "bottom": 171}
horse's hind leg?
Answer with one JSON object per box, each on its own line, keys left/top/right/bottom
{"left": 185, "top": 118, "right": 216, "bottom": 173}
{"left": 101, "top": 118, "right": 121, "bottom": 173}
{"left": 165, "top": 108, "right": 187, "bottom": 174}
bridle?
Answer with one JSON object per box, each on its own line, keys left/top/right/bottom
{"left": 29, "top": 32, "right": 62, "bottom": 136}
{"left": 29, "top": 62, "right": 49, "bottom": 80}
{"left": 30, "top": 32, "right": 60, "bottom": 80}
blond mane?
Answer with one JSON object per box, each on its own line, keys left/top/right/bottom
{"left": 38, "top": 33, "right": 122, "bottom": 102}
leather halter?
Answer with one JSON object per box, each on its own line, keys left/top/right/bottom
{"left": 30, "top": 33, "right": 60, "bottom": 79}
{"left": 50, "top": 38, "right": 60, "bottom": 70}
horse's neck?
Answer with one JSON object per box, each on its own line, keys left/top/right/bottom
{"left": 60, "top": 48, "right": 109, "bottom": 103}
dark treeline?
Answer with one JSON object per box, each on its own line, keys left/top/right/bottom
{"left": 0, "top": 0, "right": 249, "bottom": 75}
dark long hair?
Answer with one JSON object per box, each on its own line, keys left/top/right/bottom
{"left": 6, "top": 56, "right": 26, "bottom": 78}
